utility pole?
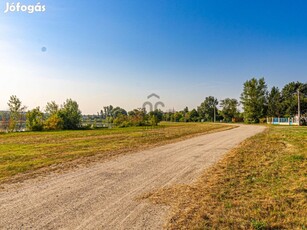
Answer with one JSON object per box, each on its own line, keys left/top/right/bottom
{"left": 214, "top": 106, "right": 216, "bottom": 123}
{"left": 297, "top": 88, "right": 301, "bottom": 126}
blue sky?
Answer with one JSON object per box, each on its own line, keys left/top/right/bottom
{"left": 1, "top": 0, "right": 307, "bottom": 113}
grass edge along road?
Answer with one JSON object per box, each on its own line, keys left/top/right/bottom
{"left": 142, "top": 125, "right": 307, "bottom": 229}
{"left": 0, "top": 122, "right": 233, "bottom": 184}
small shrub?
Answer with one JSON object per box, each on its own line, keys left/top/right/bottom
{"left": 44, "top": 114, "right": 64, "bottom": 131}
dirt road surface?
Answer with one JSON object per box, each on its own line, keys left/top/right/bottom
{"left": 0, "top": 125, "right": 265, "bottom": 229}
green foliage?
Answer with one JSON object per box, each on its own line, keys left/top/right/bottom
{"left": 45, "top": 101, "right": 59, "bottom": 116}
{"left": 150, "top": 115, "right": 159, "bottom": 126}
{"left": 197, "top": 96, "right": 218, "bottom": 122}
{"left": 128, "top": 108, "right": 147, "bottom": 126}
{"left": 113, "top": 114, "right": 129, "bottom": 127}
{"left": 281, "top": 82, "right": 307, "bottom": 117}
{"left": 148, "top": 110, "right": 163, "bottom": 122}
{"left": 173, "top": 111, "right": 183, "bottom": 122}
{"left": 26, "top": 107, "right": 44, "bottom": 131}
{"left": 220, "top": 98, "right": 240, "bottom": 122}
{"left": 188, "top": 109, "right": 199, "bottom": 122}
{"left": 251, "top": 220, "right": 267, "bottom": 230}
{"left": 111, "top": 107, "right": 127, "bottom": 118}
{"left": 240, "top": 78, "right": 268, "bottom": 123}
{"left": 7, "top": 95, "right": 24, "bottom": 116}
{"left": 58, "top": 99, "right": 82, "bottom": 130}
{"left": 7, "top": 95, "right": 26, "bottom": 132}
{"left": 4, "top": 78, "right": 305, "bottom": 133}
{"left": 44, "top": 114, "right": 64, "bottom": 131}
{"left": 112, "top": 109, "right": 163, "bottom": 127}
{"left": 267, "top": 86, "right": 282, "bottom": 117}
{"left": 102, "top": 105, "right": 114, "bottom": 119}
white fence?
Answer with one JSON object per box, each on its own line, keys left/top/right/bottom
{"left": 267, "top": 117, "right": 299, "bottom": 126}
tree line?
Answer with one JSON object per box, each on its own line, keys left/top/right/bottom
{"left": 241, "top": 78, "right": 306, "bottom": 123}
{"left": 0, "top": 97, "right": 83, "bottom": 131}
{"left": 0, "top": 78, "right": 306, "bottom": 132}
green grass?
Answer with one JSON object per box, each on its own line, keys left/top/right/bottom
{"left": 143, "top": 125, "right": 307, "bottom": 229}
{"left": 0, "top": 122, "right": 232, "bottom": 183}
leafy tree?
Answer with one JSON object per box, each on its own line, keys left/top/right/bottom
{"left": 240, "top": 78, "right": 268, "bottom": 123}
{"left": 162, "top": 111, "right": 174, "bottom": 122}
{"left": 113, "top": 114, "right": 129, "bottom": 127}
{"left": 148, "top": 109, "right": 163, "bottom": 123}
{"left": 26, "top": 107, "right": 44, "bottom": 131}
{"left": 182, "top": 107, "right": 190, "bottom": 122}
{"left": 220, "top": 98, "right": 240, "bottom": 122}
{"left": 58, "top": 99, "right": 82, "bottom": 130}
{"left": 128, "top": 108, "right": 147, "bottom": 126}
{"left": 173, "top": 111, "right": 183, "bottom": 122}
{"left": 103, "top": 105, "right": 113, "bottom": 118}
{"left": 281, "top": 82, "right": 307, "bottom": 117}
{"left": 150, "top": 115, "right": 159, "bottom": 126}
{"left": 197, "top": 96, "right": 218, "bottom": 122}
{"left": 45, "top": 101, "right": 59, "bottom": 116}
{"left": 111, "top": 107, "right": 127, "bottom": 118}
{"left": 7, "top": 95, "right": 26, "bottom": 131}
{"left": 188, "top": 109, "right": 199, "bottom": 122}
{"left": 267, "top": 87, "right": 282, "bottom": 117}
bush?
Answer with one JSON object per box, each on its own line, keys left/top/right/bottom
{"left": 44, "top": 114, "right": 64, "bottom": 131}
{"left": 113, "top": 114, "right": 128, "bottom": 126}
{"left": 118, "top": 121, "right": 132, "bottom": 128}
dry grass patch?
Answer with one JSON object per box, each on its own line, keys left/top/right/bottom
{"left": 0, "top": 122, "right": 232, "bottom": 184}
{"left": 143, "top": 126, "right": 307, "bottom": 229}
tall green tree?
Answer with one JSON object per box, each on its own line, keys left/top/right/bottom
{"left": 58, "top": 99, "right": 82, "bottom": 130}
{"left": 45, "top": 101, "right": 59, "bottom": 116}
{"left": 240, "top": 78, "right": 268, "bottom": 123}
{"left": 267, "top": 86, "right": 282, "bottom": 117}
{"left": 281, "top": 82, "right": 307, "bottom": 117}
{"left": 197, "top": 96, "right": 218, "bottom": 122}
{"left": 220, "top": 98, "right": 240, "bottom": 122}
{"left": 7, "top": 95, "right": 26, "bottom": 131}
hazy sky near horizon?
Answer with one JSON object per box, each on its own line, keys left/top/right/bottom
{"left": 1, "top": 0, "right": 307, "bottom": 114}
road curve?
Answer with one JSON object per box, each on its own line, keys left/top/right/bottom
{"left": 0, "top": 125, "right": 265, "bottom": 229}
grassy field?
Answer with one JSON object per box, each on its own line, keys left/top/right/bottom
{"left": 144, "top": 125, "right": 307, "bottom": 229}
{"left": 0, "top": 122, "right": 232, "bottom": 184}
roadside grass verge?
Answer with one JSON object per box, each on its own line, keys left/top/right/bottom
{"left": 0, "top": 122, "right": 232, "bottom": 184}
{"left": 143, "top": 126, "right": 307, "bottom": 229}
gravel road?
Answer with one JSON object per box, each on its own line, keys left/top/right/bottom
{"left": 0, "top": 125, "right": 265, "bottom": 230}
